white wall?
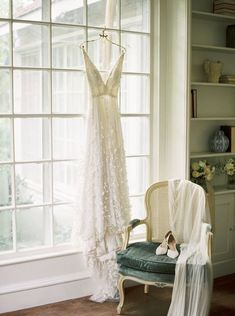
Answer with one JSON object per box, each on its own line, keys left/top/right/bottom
{"left": 0, "top": 252, "right": 95, "bottom": 313}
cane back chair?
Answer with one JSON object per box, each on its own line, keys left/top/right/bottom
{"left": 116, "top": 180, "right": 213, "bottom": 314}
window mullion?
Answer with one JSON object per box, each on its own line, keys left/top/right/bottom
{"left": 85, "top": 0, "right": 88, "bottom": 50}
{"left": 49, "top": 0, "right": 54, "bottom": 248}
{"left": 9, "top": 0, "right": 17, "bottom": 253}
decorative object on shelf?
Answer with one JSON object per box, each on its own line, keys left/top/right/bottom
{"left": 191, "top": 160, "right": 215, "bottom": 191}
{"left": 227, "top": 174, "right": 235, "bottom": 188}
{"left": 191, "top": 89, "right": 197, "bottom": 118}
{"left": 223, "top": 158, "right": 235, "bottom": 188}
{"left": 221, "top": 125, "right": 235, "bottom": 152}
{"left": 213, "top": 0, "right": 235, "bottom": 16}
{"left": 219, "top": 74, "right": 235, "bottom": 84}
{"left": 203, "top": 60, "right": 223, "bottom": 83}
{"left": 210, "top": 129, "right": 229, "bottom": 152}
{"left": 226, "top": 25, "right": 235, "bottom": 47}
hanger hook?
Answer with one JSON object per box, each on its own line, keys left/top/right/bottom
{"left": 100, "top": 26, "right": 108, "bottom": 39}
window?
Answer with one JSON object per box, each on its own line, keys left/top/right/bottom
{"left": 0, "top": 0, "right": 151, "bottom": 258}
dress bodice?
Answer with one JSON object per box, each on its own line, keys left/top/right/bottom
{"left": 82, "top": 48, "right": 124, "bottom": 98}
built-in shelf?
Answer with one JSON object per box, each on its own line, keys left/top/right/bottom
{"left": 191, "top": 117, "right": 235, "bottom": 121}
{"left": 191, "top": 82, "right": 235, "bottom": 87}
{"left": 192, "top": 10, "right": 235, "bottom": 22}
{"left": 192, "top": 44, "right": 235, "bottom": 53}
{"left": 214, "top": 185, "right": 235, "bottom": 195}
{"left": 191, "top": 1, "right": 235, "bottom": 277}
{"left": 190, "top": 152, "right": 235, "bottom": 158}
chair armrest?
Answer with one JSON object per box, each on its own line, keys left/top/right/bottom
{"left": 129, "top": 219, "right": 142, "bottom": 229}
{"left": 121, "top": 218, "right": 146, "bottom": 250}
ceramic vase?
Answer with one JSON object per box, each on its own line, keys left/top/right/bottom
{"left": 203, "top": 60, "right": 223, "bottom": 83}
{"left": 210, "top": 130, "right": 229, "bottom": 153}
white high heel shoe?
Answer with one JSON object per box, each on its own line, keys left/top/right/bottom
{"left": 167, "top": 232, "right": 179, "bottom": 259}
{"left": 156, "top": 231, "right": 172, "bottom": 255}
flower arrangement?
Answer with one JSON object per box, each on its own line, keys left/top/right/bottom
{"left": 223, "top": 158, "right": 235, "bottom": 176}
{"left": 223, "top": 158, "right": 235, "bottom": 189}
{"left": 191, "top": 160, "right": 215, "bottom": 188}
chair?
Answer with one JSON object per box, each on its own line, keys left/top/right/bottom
{"left": 116, "top": 180, "right": 213, "bottom": 314}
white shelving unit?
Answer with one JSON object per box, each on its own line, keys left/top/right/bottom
{"left": 191, "top": 117, "right": 235, "bottom": 120}
{"left": 190, "top": 0, "right": 235, "bottom": 169}
{"left": 191, "top": 152, "right": 235, "bottom": 158}
{"left": 192, "top": 44, "right": 235, "bottom": 53}
{"left": 190, "top": 0, "right": 235, "bottom": 277}
{"left": 191, "top": 81, "right": 235, "bottom": 87}
{"left": 192, "top": 10, "right": 235, "bottom": 22}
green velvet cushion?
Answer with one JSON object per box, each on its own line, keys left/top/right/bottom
{"left": 117, "top": 241, "right": 180, "bottom": 275}
{"left": 119, "top": 265, "right": 175, "bottom": 284}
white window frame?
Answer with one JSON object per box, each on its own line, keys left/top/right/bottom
{"left": 0, "top": 0, "right": 153, "bottom": 264}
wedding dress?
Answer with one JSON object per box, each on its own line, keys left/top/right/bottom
{"left": 78, "top": 47, "right": 130, "bottom": 302}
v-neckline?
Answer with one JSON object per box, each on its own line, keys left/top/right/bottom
{"left": 82, "top": 48, "right": 125, "bottom": 86}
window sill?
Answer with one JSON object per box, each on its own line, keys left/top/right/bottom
{"left": 0, "top": 234, "right": 147, "bottom": 266}
{"left": 0, "top": 245, "right": 81, "bottom": 266}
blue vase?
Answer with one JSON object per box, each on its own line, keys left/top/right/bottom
{"left": 210, "top": 130, "right": 229, "bottom": 153}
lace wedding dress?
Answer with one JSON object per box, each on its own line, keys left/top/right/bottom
{"left": 78, "top": 47, "right": 130, "bottom": 302}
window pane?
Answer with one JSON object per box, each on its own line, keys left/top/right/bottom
{"left": 129, "top": 196, "right": 145, "bottom": 234}
{"left": 130, "top": 196, "right": 145, "bottom": 219}
{"left": 52, "top": 26, "right": 85, "bottom": 69}
{"left": 13, "top": 0, "right": 49, "bottom": 21}
{"left": 14, "top": 70, "right": 50, "bottom": 113}
{"left": 126, "top": 157, "right": 149, "bottom": 195}
{"left": 52, "top": 71, "right": 85, "bottom": 113}
{"left": 121, "top": 0, "right": 150, "bottom": 32}
{"left": 0, "top": 210, "right": 13, "bottom": 252}
{"left": 122, "top": 33, "right": 150, "bottom": 73}
{"left": 15, "top": 163, "right": 51, "bottom": 206}
{"left": 53, "top": 118, "right": 84, "bottom": 159}
{"left": 16, "top": 206, "right": 51, "bottom": 250}
{"left": 14, "top": 118, "right": 51, "bottom": 161}
{"left": 0, "top": 0, "right": 10, "bottom": 18}
{"left": 0, "top": 165, "right": 12, "bottom": 207}
{"left": 87, "top": 0, "right": 118, "bottom": 28}
{"left": 53, "top": 161, "right": 78, "bottom": 203}
{"left": 0, "top": 22, "right": 10, "bottom": 66}
{"left": 53, "top": 205, "right": 75, "bottom": 245}
{"left": 0, "top": 69, "right": 11, "bottom": 114}
{"left": 13, "top": 23, "right": 49, "bottom": 67}
{"left": 0, "top": 118, "right": 12, "bottom": 161}
{"left": 121, "top": 75, "right": 149, "bottom": 114}
{"left": 122, "top": 117, "right": 149, "bottom": 155}
{"left": 52, "top": 0, "right": 84, "bottom": 25}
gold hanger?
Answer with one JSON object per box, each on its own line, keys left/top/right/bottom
{"left": 80, "top": 27, "right": 126, "bottom": 53}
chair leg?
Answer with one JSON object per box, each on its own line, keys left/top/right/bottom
{"left": 117, "top": 275, "right": 125, "bottom": 315}
{"left": 144, "top": 284, "right": 149, "bottom": 294}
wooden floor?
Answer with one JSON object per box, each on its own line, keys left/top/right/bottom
{"left": 3, "top": 274, "right": 235, "bottom": 316}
